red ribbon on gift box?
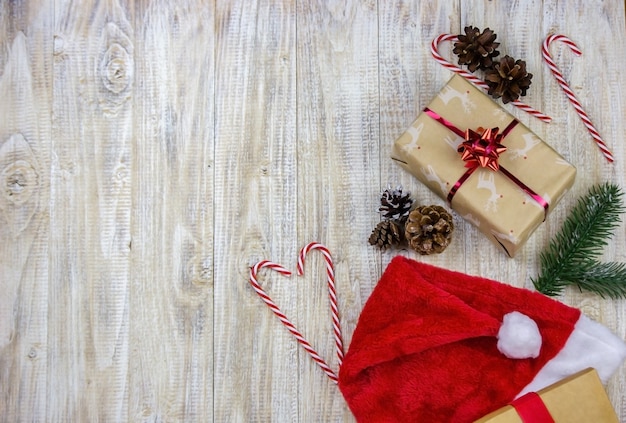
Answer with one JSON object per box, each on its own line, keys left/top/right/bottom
{"left": 511, "top": 392, "right": 556, "bottom": 423}
{"left": 423, "top": 108, "right": 549, "bottom": 219}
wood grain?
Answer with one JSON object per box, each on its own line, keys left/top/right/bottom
{"left": 1, "top": 1, "right": 625, "bottom": 421}
{"left": 295, "top": 1, "right": 379, "bottom": 420}
{"left": 0, "top": 1, "right": 51, "bottom": 420}
{"left": 129, "top": 1, "right": 214, "bottom": 421}
{"left": 50, "top": 0, "right": 133, "bottom": 420}
{"left": 213, "top": 1, "right": 299, "bottom": 421}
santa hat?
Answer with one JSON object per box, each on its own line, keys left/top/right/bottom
{"left": 338, "top": 256, "right": 626, "bottom": 423}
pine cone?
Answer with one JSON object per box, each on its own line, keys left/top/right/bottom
{"left": 484, "top": 55, "right": 533, "bottom": 104}
{"left": 368, "top": 220, "right": 403, "bottom": 251}
{"left": 405, "top": 205, "right": 454, "bottom": 255}
{"left": 453, "top": 26, "right": 500, "bottom": 72}
{"left": 379, "top": 186, "right": 414, "bottom": 223}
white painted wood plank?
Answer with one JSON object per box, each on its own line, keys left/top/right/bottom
{"left": 295, "top": 0, "right": 380, "bottom": 420}
{"left": 127, "top": 1, "right": 214, "bottom": 421}
{"left": 49, "top": 0, "right": 133, "bottom": 420}
{"left": 0, "top": 2, "right": 52, "bottom": 420}
{"left": 213, "top": 1, "right": 299, "bottom": 421}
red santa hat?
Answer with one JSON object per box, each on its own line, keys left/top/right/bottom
{"left": 338, "top": 256, "right": 626, "bottom": 422}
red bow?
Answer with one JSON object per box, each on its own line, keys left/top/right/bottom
{"left": 458, "top": 127, "right": 507, "bottom": 171}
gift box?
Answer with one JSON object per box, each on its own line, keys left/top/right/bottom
{"left": 391, "top": 74, "right": 576, "bottom": 256}
{"left": 474, "top": 368, "right": 620, "bottom": 422}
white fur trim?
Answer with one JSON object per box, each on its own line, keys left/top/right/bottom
{"left": 516, "top": 314, "right": 626, "bottom": 398}
{"left": 497, "top": 312, "right": 542, "bottom": 359}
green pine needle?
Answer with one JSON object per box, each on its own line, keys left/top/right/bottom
{"left": 532, "top": 183, "right": 626, "bottom": 297}
{"left": 571, "top": 262, "right": 626, "bottom": 299}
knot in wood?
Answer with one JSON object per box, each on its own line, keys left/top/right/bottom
{"left": 1, "top": 160, "right": 38, "bottom": 206}
{"left": 27, "top": 347, "right": 38, "bottom": 359}
{"left": 578, "top": 299, "right": 601, "bottom": 321}
{"left": 97, "top": 22, "right": 134, "bottom": 114}
{"left": 100, "top": 42, "right": 132, "bottom": 94}
{"left": 0, "top": 134, "right": 40, "bottom": 210}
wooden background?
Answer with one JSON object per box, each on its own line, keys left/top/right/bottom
{"left": 1, "top": 0, "right": 625, "bottom": 421}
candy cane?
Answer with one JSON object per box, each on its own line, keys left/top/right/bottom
{"left": 542, "top": 34, "right": 614, "bottom": 163}
{"left": 431, "top": 34, "right": 552, "bottom": 123}
{"left": 249, "top": 243, "right": 343, "bottom": 383}
{"left": 297, "top": 242, "right": 344, "bottom": 367}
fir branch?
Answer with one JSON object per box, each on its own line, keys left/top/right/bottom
{"left": 532, "top": 183, "right": 625, "bottom": 297}
{"left": 571, "top": 262, "right": 626, "bottom": 299}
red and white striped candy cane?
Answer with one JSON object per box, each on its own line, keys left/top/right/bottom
{"left": 249, "top": 243, "right": 344, "bottom": 384}
{"left": 297, "top": 242, "right": 344, "bottom": 367}
{"left": 431, "top": 34, "right": 553, "bottom": 123}
{"left": 542, "top": 34, "right": 614, "bottom": 163}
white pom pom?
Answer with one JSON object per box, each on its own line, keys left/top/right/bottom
{"left": 497, "top": 311, "right": 542, "bottom": 359}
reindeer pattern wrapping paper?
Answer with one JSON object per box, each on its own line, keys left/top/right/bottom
{"left": 392, "top": 74, "right": 576, "bottom": 257}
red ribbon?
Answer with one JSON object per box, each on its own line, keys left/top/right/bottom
{"left": 510, "top": 392, "right": 555, "bottom": 423}
{"left": 423, "top": 108, "right": 549, "bottom": 219}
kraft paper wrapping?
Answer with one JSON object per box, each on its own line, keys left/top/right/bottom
{"left": 392, "top": 74, "right": 576, "bottom": 257}
{"left": 474, "top": 368, "right": 620, "bottom": 422}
